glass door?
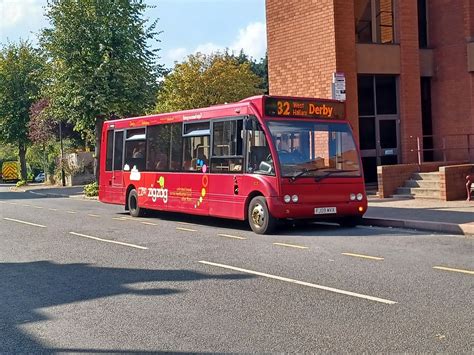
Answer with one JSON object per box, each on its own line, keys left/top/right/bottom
{"left": 358, "top": 75, "right": 399, "bottom": 183}
{"left": 378, "top": 116, "right": 399, "bottom": 165}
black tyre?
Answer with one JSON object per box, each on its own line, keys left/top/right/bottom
{"left": 248, "top": 196, "right": 276, "bottom": 234}
{"left": 339, "top": 216, "right": 362, "bottom": 228}
{"left": 128, "top": 189, "right": 144, "bottom": 217}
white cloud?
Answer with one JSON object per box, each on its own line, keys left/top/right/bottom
{"left": 0, "top": 0, "right": 43, "bottom": 29}
{"left": 165, "top": 21, "right": 267, "bottom": 66}
{"left": 167, "top": 47, "right": 188, "bottom": 63}
{"left": 194, "top": 42, "right": 222, "bottom": 56}
{"left": 230, "top": 22, "right": 266, "bottom": 60}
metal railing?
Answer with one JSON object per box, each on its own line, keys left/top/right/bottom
{"left": 415, "top": 134, "right": 474, "bottom": 165}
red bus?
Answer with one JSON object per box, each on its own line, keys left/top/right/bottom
{"left": 99, "top": 95, "right": 367, "bottom": 234}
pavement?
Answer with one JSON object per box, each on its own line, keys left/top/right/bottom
{"left": 364, "top": 197, "right": 474, "bottom": 236}
{"left": 7, "top": 183, "right": 474, "bottom": 237}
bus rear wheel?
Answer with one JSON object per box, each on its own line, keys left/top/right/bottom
{"left": 248, "top": 196, "right": 276, "bottom": 234}
{"left": 128, "top": 189, "right": 144, "bottom": 217}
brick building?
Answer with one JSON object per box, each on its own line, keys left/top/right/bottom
{"left": 266, "top": 0, "right": 474, "bottom": 183}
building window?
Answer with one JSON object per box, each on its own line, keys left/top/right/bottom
{"left": 355, "top": 0, "right": 394, "bottom": 44}
{"left": 418, "top": 0, "right": 428, "bottom": 48}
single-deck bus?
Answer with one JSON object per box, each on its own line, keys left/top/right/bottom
{"left": 99, "top": 95, "right": 367, "bottom": 234}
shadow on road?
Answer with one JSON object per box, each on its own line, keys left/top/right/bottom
{"left": 0, "top": 260, "right": 252, "bottom": 353}
{"left": 120, "top": 210, "right": 413, "bottom": 237}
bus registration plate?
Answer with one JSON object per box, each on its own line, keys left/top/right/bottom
{"left": 314, "top": 207, "right": 337, "bottom": 215}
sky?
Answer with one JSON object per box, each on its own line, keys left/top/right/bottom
{"left": 0, "top": 0, "right": 267, "bottom": 68}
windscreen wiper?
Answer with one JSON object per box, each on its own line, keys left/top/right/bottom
{"left": 290, "top": 168, "right": 323, "bottom": 181}
{"left": 314, "top": 169, "right": 359, "bottom": 182}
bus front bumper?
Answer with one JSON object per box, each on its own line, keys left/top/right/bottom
{"left": 267, "top": 197, "right": 367, "bottom": 220}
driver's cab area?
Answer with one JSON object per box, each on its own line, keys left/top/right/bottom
{"left": 246, "top": 117, "right": 275, "bottom": 175}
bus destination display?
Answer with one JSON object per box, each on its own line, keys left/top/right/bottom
{"left": 264, "top": 97, "right": 345, "bottom": 120}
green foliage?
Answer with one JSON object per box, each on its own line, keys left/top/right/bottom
{"left": 27, "top": 138, "right": 78, "bottom": 178}
{"left": 155, "top": 52, "right": 263, "bottom": 113}
{"left": 0, "top": 144, "right": 17, "bottom": 165}
{"left": 16, "top": 180, "right": 27, "bottom": 187}
{"left": 0, "top": 41, "right": 46, "bottom": 179}
{"left": 41, "top": 0, "right": 163, "bottom": 135}
{"left": 84, "top": 181, "right": 98, "bottom": 197}
{"left": 234, "top": 50, "right": 268, "bottom": 93}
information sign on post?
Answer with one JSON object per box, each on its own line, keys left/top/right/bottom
{"left": 332, "top": 72, "right": 346, "bottom": 101}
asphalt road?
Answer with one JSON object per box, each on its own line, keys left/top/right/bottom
{"left": 1, "top": 184, "right": 473, "bottom": 353}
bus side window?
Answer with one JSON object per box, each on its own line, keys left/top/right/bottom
{"left": 211, "top": 119, "right": 243, "bottom": 174}
{"left": 124, "top": 129, "right": 146, "bottom": 171}
{"left": 105, "top": 130, "right": 113, "bottom": 171}
{"left": 246, "top": 119, "right": 274, "bottom": 175}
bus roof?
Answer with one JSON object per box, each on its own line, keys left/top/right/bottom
{"left": 104, "top": 95, "right": 346, "bottom": 129}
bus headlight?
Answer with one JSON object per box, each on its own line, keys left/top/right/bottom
{"left": 356, "top": 193, "right": 363, "bottom": 201}
{"left": 284, "top": 195, "right": 291, "bottom": 203}
{"left": 350, "top": 193, "right": 356, "bottom": 201}
{"left": 291, "top": 195, "right": 299, "bottom": 203}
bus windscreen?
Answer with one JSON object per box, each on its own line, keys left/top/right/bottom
{"left": 267, "top": 121, "right": 361, "bottom": 179}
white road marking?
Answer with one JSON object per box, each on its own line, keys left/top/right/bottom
{"left": 342, "top": 252, "right": 384, "bottom": 261}
{"left": 178, "top": 221, "right": 195, "bottom": 226}
{"left": 433, "top": 266, "right": 474, "bottom": 275}
{"left": 217, "top": 233, "right": 247, "bottom": 240}
{"left": 32, "top": 205, "right": 43, "bottom": 209}
{"left": 88, "top": 214, "right": 100, "bottom": 218}
{"left": 66, "top": 211, "right": 77, "bottom": 214}
{"left": 49, "top": 208, "right": 58, "bottom": 211}
{"left": 273, "top": 242, "right": 308, "bottom": 249}
{"left": 176, "top": 227, "right": 197, "bottom": 232}
{"left": 198, "top": 261, "right": 397, "bottom": 305}
{"left": 69, "top": 232, "right": 148, "bottom": 250}
{"left": 112, "top": 217, "right": 128, "bottom": 221}
{"left": 4, "top": 217, "right": 46, "bottom": 228}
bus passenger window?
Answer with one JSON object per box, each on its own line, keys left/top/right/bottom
{"left": 210, "top": 119, "right": 244, "bottom": 174}
{"left": 182, "top": 136, "right": 209, "bottom": 171}
{"left": 124, "top": 139, "right": 146, "bottom": 171}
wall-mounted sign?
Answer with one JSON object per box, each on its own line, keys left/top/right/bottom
{"left": 332, "top": 72, "right": 346, "bottom": 101}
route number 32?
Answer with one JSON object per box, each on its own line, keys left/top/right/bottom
{"left": 277, "top": 101, "right": 290, "bottom": 115}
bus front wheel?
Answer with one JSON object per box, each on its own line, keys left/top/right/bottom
{"left": 128, "top": 189, "right": 144, "bottom": 217}
{"left": 248, "top": 196, "right": 276, "bottom": 234}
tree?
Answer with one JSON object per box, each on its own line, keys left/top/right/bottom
{"left": 155, "top": 52, "right": 263, "bottom": 113}
{"left": 234, "top": 50, "right": 268, "bottom": 94}
{"left": 0, "top": 42, "right": 45, "bottom": 180}
{"left": 28, "top": 99, "right": 57, "bottom": 146}
{"left": 41, "top": 0, "right": 163, "bottom": 180}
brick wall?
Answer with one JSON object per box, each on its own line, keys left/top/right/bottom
{"left": 440, "top": 164, "right": 474, "bottom": 200}
{"left": 266, "top": 0, "right": 337, "bottom": 99}
{"left": 266, "top": 0, "right": 360, "bottom": 139}
{"left": 429, "top": 0, "right": 474, "bottom": 149}
{"left": 397, "top": 1, "right": 423, "bottom": 164}
{"left": 377, "top": 161, "right": 471, "bottom": 198}
{"left": 377, "top": 162, "right": 454, "bottom": 198}
{"left": 334, "top": 0, "right": 359, "bottom": 141}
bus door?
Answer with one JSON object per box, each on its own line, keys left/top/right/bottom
{"left": 111, "top": 130, "right": 125, "bottom": 203}
{"left": 180, "top": 122, "right": 210, "bottom": 215}
{"left": 208, "top": 118, "right": 245, "bottom": 219}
